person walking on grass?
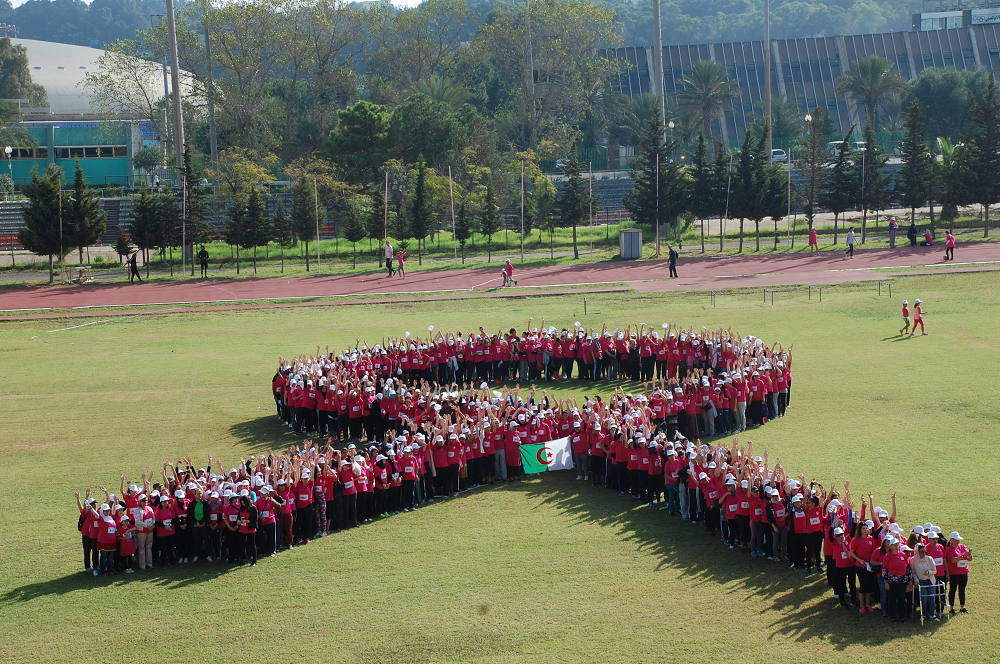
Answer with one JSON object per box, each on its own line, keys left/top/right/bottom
{"left": 910, "top": 299, "right": 927, "bottom": 336}
{"left": 198, "top": 245, "right": 209, "bottom": 278}
{"left": 845, "top": 227, "right": 856, "bottom": 259}
{"left": 668, "top": 245, "right": 679, "bottom": 278}
{"left": 128, "top": 251, "right": 142, "bottom": 283}
{"left": 900, "top": 300, "right": 911, "bottom": 336}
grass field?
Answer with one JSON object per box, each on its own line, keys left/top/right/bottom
{"left": 0, "top": 272, "right": 997, "bottom": 663}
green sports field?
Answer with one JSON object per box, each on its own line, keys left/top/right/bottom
{"left": 0, "top": 272, "right": 997, "bottom": 663}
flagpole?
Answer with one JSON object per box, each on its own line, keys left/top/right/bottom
{"left": 520, "top": 160, "right": 525, "bottom": 263}
{"left": 449, "top": 166, "right": 457, "bottom": 263}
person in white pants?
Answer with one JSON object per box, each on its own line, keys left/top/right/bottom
{"left": 135, "top": 495, "right": 155, "bottom": 570}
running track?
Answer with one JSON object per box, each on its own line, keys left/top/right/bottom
{"left": 2, "top": 244, "right": 998, "bottom": 319}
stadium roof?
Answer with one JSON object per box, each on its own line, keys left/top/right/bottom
{"left": 13, "top": 39, "right": 108, "bottom": 115}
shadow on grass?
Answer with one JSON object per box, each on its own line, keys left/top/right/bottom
{"left": 0, "top": 560, "right": 242, "bottom": 604}
{"left": 501, "top": 472, "right": 943, "bottom": 649}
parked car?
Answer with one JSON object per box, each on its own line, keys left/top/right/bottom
{"left": 771, "top": 149, "right": 787, "bottom": 162}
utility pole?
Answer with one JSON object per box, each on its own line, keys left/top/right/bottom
{"left": 202, "top": 0, "right": 218, "bottom": 169}
{"left": 651, "top": 0, "right": 666, "bottom": 126}
{"left": 764, "top": 0, "right": 772, "bottom": 161}
{"left": 314, "top": 178, "right": 321, "bottom": 268}
{"left": 165, "top": 0, "right": 185, "bottom": 174}
{"left": 520, "top": 161, "right": 525, "bottom": 262}
{"left": 449, "top": 166, "right": 457, "bottom": 263}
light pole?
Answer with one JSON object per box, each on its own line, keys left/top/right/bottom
{"left": 4, "top": 145, "right": 11, "bottom": 200}
{"left": 668, "top": 120, "right": 675, "bottom": 142}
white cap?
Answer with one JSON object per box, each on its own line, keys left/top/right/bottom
{"left": 174, "top": 490, "right": 185, "bottom": 498}
{"left": 949, "top": 531, "right": 963, "bottom": 541}
{"left": 833, "top": 527, "right": 844, "bottom": 535}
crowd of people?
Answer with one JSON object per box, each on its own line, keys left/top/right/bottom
{"left": 72, "top": 321, "right": 971, "bottom": 624}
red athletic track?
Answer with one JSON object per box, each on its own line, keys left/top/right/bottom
{"left": 1, "top": 244, "right": 997, "bottom": 320}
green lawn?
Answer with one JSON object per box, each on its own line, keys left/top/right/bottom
{"left": 0, "top": 272, "right": 997, "bottom": 663}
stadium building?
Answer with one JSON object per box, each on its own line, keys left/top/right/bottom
{"left": 603, "top": 18, "right": 1000, "bottom": 146}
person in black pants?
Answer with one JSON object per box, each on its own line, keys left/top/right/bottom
{"left": 186, "top": 488, "right": 211, "bottom": 561}
{"left": 238, "top": 495, "right": 259, "bottom": 566}
{"left": 668, "top": 244, "right": 678, "bottom": 278}
{"left": 128, "top": 251, "right": 142, "bottom": 283}
{"left": 198, "top": 245, "right": 209, "bottom": 278}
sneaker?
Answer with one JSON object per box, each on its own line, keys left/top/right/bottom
{"left": 93, "top": 570, "right": 99, "bottom": 577}
{"left": 125, "top": 569, "right": 134, "bottom": 574}
{"left": 933, "top": 616, "right": 940, "bottom": 621}
{"left": 960, "top": 608, "right": 969, "bottom": 613}
{"left": 192, "top": 556, "right": 199, "bottom": 562}
{"left": 403, "top": 508, "right": 409, "bottom": 512}
{"left": 250, "top": 561, "right": 256, "bottom": 567}
{"left": 859, "top": 607, "right": 865, "bottom": 614}
{"left": 207, "top": 556, "right": 213, "bottom": 562}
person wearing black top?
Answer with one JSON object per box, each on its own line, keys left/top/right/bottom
{"left": 198, "top": 245, "right": 209, "bottom": 278}
{"left": 238, "top": 495, "right": 259, "bottom": 566}
{"left": 128, "top": 252, "right": 142, "bottom": 283}
{"left": 668, "top": 245, "right": 679, "bottom": 278}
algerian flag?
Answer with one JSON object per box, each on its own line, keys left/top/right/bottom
{"left": 521, "top": 436, "right": 574, "bottom": 474}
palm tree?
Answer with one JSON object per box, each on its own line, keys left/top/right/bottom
{"left": 0, "top": 101, "right": 38, "bottom": 150}
{"left": 675, "top": 60, "right": 742, "bottom": 136}
{"left": 412, "top": 75, "right": 471, "bottom": 108}
{"left": 752, "top": 95, "right": 805, "bottom": 141}
{"left": 879, "top": 93, "right": 906, "bottom": 132}
{"left": 622, "top": 92, "right": 660, "bottom": 144}
{"left": 834, "top": 55, "right": 909, "bottom": 131}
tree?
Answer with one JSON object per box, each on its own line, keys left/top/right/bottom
{"left": 289, "top": 177, "right": 317, "bottom": 271}
{"left": 966, "top": 76, "right": 1000, "bottom": 238}
{"left": 390, "top": 204, "right": 411, "bottom": 253}
{"left": 904, "top": 67, "right": 992, "bottom": 141}
{"left": 0, "top": 100, "right": 38, "bottom": 151}
{"left": 128, "top": 185, "right": 161, "bottom": 279}
{"left": 271, "top": 199, "right": 294, "bottom": 273}
{"left": 798, "top": 108, "right": 829, "bottom": 227}
{"left": 477, "top": 174, "right": 503, "bottom": 262}
{"left": 711, "top": 142, "right": 731, "bottom": 252}
{"left": 453, "top": 198, "right": 474, "bottom": 263}
{"left": 623, "top": 110, "right": 689, "bottom": 251}
{"left": 819, "top": 132, "right": 856, "bottom": 245}
{"left": 132, "top": 146, "right": 163, "bottom": 187}
{"left": 525, "top": 174, "right": 557, "bottom": 251}
{"left": 113, "top": 229, "right": 133, "bottom": 264}
{"left": 18, "top": 165, "right": 65, "bottom": 283}
{"left": 181, "top": 145, "right": 212, "bottom": 275}
{"left": 729, "top": 128, "right": 762, "bottom": 253}
{"left": 690, "top": 131, "right": 713, "bottom": 252}
{"left": 64, "top": 160, "right": 106, "bottom": 264}
{"left": 407, "top": 158, "right": 436, "bottom": 265}
{"left": 752, "top": 95, "right": 804, "bottom": 142}
{"left": 388, "top": 94, "right": 459, "bottom": 168}
{"left": 675, "top": 59, "right": 742, "bottom": 136}
{"left": 157, "top": 190, "right": 182, "bottom": 274}
{"left": 0, "top": 37, "right": 48, "bottom": 107}
{"left": 224, "top": 194, "right": 247, "bottom": 275}
{"left": 834, "top": 55, "right": 909, "bottom": 131}
{"left": 895, "top": 100, "right": 933, "bottom": 232}
{"left": 81, "top": 38, "right": 171, "bottom": 142}
{"left": 855, "top": 122, "right": 891, "bottom": 243}
{"left": 935, "top": 137, "right": 970, "bottom": 225}
{"left": 474, "top": 0, "right": 622, "bottom": 149}
{"left": 322, "top": 100, "right": 391, "bottom": 185}
{"left": 556, "top": 150, "right": 598, "bottom": 260}
{"left": 241, "top": 187, "right": 271, "bottom": 275}
{"left": 341, "top": 195, "right": 368, "bottom": 269}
